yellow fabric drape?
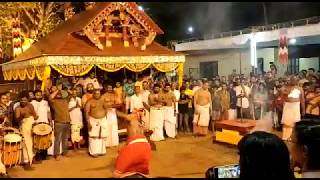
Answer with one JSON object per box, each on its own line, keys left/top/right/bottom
{"left": 97, "top": 64, "right": 126, "bottom": 72}
{"left": 3, "top": 70, "right": 11, "bottom": 81}
{"left": 41, "top": 66, "right": 51, "bottom": 91}
{"left": 153, "top": 63, "right": 179, "bottom": 72}
{"left": 18, "top": 69, "right": 27, "bottom": 80}
{"left": 125, "top": 63, "right": 151, "bottom": 72}
{"left": 177, "top": 63, "right": 184, "bottom": 88}
{"left": 50, "top": 64, "right": 94, "bottom": 77}
{"left": 35, "top": 66, "right": 47, "bottom": 80}
{"left": 26, "top": 67, "right": 36, "bottom": 80}
{"left": 2, "top": 62, "right": 185, "bottom": 84}
{"left": 12, "top": 70, "right": 19, "bottom": 80}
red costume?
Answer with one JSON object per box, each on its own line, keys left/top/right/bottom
{"left": 115, "top": 135, "right": 151, "bottom": 176}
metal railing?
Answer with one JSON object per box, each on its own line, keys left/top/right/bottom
{"left": 171, "top": 16, "right": 320, "bottom": 45}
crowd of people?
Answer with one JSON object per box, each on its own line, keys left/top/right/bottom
{"left": 0, "top": 64, "right": 319, "bottom": 178}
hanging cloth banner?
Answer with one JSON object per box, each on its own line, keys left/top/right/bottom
{"left": 278, "top": 28, "right": 289, "bottom": 65}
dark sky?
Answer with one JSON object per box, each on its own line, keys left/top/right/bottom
{"left": 137, "top": 2, "right": 320, "bottom": 44}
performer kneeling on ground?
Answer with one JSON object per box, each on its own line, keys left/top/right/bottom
{"left": 114, "top": 111, "right": 152, "bottom": 178}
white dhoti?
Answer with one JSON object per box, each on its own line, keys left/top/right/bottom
{"left": 70, "top": 107, "right": 83, "bottom": 143}
{"left": 71, "top": 123, "right": 83, "bottom": 143}
{"left": 142, "top": 110, "right": 150, "bottom": 131}
{"left": 228, "top": 109, "right": 237, "bottom": 120}
{"left": 193, "top": 104, "right": 210, "bottom": 135}
{"left": 281, "top": 102, "right": 300, "bottom": 140}
{"left": 20, "top": 116, "right": 34, "bottom": 164}
{"left": 193, "top": 104, "right": 211, "bottom": 127}
{"left": 163, "top": 106, "right": 177, "bottom": 138}
{"left": 89, "top": 117, "right": 107, "bottom": 156}
{"left": 149, "top": 107, "right": 165, "bottom": 141}
{"left": 105, "top": 109, "right": 119, "bottom": 147}
{"left": 282, "top": 102, "right": 300, "bottom": 127}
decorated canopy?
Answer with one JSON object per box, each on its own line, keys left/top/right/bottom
{"left": 2, "top": 2, "right": 185, "bottom": 88}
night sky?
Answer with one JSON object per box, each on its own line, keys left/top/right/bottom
{"left": 138, "top": 2, "right": 320, "bottom": 44}
{"left": 73, "top": 2, "right": 320, "bottom": 45}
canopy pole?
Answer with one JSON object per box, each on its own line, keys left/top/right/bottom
{"left": 178, "top": 63, "right": 184, "bottom": 88}
{"left": 41, "top": 66, "right": 51, "bottom": 91}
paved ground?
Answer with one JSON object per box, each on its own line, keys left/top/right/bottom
{"left": 7, "top": 134, "right": 238, "bottom": 178}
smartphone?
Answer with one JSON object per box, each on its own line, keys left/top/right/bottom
{"left": 215, "top": 164, "right": 240, "bottom": 178}
{"left": 206, "top": 164, "right": 240, "bottom": 178}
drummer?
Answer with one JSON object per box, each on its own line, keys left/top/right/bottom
{"left": 15, "top": 91, "right": 38, "bottom": 170}
{"left": 31, "top": 90, "right": 52, "bottom": 161}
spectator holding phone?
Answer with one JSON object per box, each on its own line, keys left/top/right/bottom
{"left": 237, "top": 131, "right": 294, "bottom": 179}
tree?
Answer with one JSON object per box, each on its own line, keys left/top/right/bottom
{"left": 0, "top": 2, "right": 65, "bottom": 60}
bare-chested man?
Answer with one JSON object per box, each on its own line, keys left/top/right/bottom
{"left": 15, "top": 91, "right": 38, "bottom": 170}
{"left": 282, "top": 75, "right": 305, "bottom": 141}
{"left": 161, "top": 83, "right": 177, "bottom": 138}
{"left": 193, "top": 80, "right": 212, "bottom": 136}
{"left": 102, "top": 84, "right": 120, "bottom": 147}
{"left": 82, "top": 83, "right": 94, "bottom": 106}
{"left": 148, "top": 84, "right": 165, "bottom": 141}
{"left": 85, "top": 89, "right": 107, "bottom": 157}
{"left": 113, "top": 111, "right": 152, "bottom": 178}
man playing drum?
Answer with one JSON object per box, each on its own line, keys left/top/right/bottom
{"left": 31, "top": 90, "right": 52, "bottom": 161}
{"left": 15, "top": 91, "right": 38, "bottom": 170}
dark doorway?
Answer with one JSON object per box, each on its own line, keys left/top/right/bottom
{"left": 200, "top": 61, "right": 218, "bottom": 79}
{"left": 257, "top": 58, "right": 264, "bottom": 74}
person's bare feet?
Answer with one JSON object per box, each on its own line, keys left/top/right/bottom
{"left": 54, "top": 155, "right": 61, "bottom": 161}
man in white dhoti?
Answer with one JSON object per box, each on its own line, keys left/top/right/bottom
{"left": 162, "top": 83, "right": 177, "bottom": 138}
{"left": 85, "top": 89, "right": 108, "bottom": 157}
{"left": 103, "top": 84, "right": 121, "bottom": 147}
{"left": 148, "top": 84, "right": 165, "bottom": 141}
{"left": 193, "top": 81, "right": 212, "bottom": 136}
{"left": 282, "top": 76, "right": 305, "bottom": 141}
{"left": 69, "top": 88, "right": 83, "bottom": 150}
{"left": 15, "top": 92, "right": 38, "bottom": 170}
{"left": 141, "top": 81, "right": 151, "bottom": 130}
{"left": 31, "top": 90, "right": 52, "bottom": 161}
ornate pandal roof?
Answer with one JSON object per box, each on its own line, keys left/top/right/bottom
{"left": 81, "top": 2, "right": 163, "bottom": 51}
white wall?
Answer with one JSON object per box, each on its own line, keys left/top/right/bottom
{"left": 299, "top": 57, "right": 319, "bottom": 72}
{"left": 184, "top": 48, "right": 276, "bottom": 78}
